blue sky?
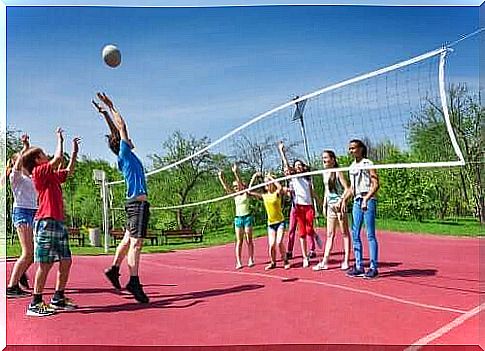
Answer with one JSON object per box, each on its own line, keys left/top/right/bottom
{"left": 6, "top": 4, "right": 480, "bottom": 166}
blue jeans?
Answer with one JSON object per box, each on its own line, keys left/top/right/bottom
{"left": 352, "top": 198, "right": 378, "bottom": 269}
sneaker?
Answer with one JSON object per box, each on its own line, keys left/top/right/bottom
{"left": 6, "top": 286, "right": 30, "bottom": 299}
{"left": 26, "top": 301, "right": 56, "bottom": 317}
{"left": 346, "top": 266, "right": 365, "bottom": 277}
{"left": 235, "top": 263, "right": 243, "bottom": 270}
{"left": 126, "top": 282, "right": 149, "bottom": 303}
{"left": 315, "top": 234, "right": 323, "bottom": 249}
{"left": 303, "top": 258, "right": 310, "bottom": 268}
{"left": 247, "top": 259, "right": 255, "bottom": 268}
{"left": 104, "top": 267, "right": 121, "bottom": 290}
{"left": 309, "top": 250, "right": 317, "bottom": 259}
{"left": 285, "top": 252, "right": 293, "bottom": 260}
{"left": 312, "top": 261, "right": 328, "bottom": 271}
{"left": 264, "top": 262, "right": 276, "bottom": 271}
{"left": 50, "top": 297, "right": 78, "bottom": 310}
{"left": 19, "top": 273, "right": 30, "bottom": 290}
{"left": 283, "top": 259, "right": 291, "bottom": 270}
{"left": 364, "top": 268, "right": 379, "bottom": 279}
{"left": 340, "top": 262, "right": 349, "bottom": 271}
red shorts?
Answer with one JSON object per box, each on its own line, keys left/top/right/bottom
{"left": 295, "top": 204, "right": 315, "bottom": 238}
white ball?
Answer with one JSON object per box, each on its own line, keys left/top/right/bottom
{"left": 102, "top": 44, "right": 121, "bottom": 68}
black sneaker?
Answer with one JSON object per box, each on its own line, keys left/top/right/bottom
{"left": 309, "top": 250, "right": 317, "bottom": 259}
{"left": 49, "top": 297, "right": 78, "bottom": 310}
{"left": 26, "top": 301, "right": 56, "bottom": 317}
{"left": 19, "top": 273, "right": 29, "bottom": 290}
{"left": 104, "top": 267, "right": 121, "bottom": 289}
{"left": 285, "top": 252, "right": 293, "bottom": 260}
{"left": 6, "top": 286, "right": 30, "bottom": 299}
{"left": 346, "top": 266, "right": 365, "bottom": 278}
{"left": 126, "top": 282, "right": 149, "bottom": 304}
{"left": 364, "top": 268, "right": 379, "bottom": 279}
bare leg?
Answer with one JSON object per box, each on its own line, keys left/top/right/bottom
{"left": 245, "top": 226, "right": 255, "bottom": 266}
{"left": 235, "top": 227, "right": 244, "bottom": 269}
{"left": 56, "top": 259, "right": 72, "bottom": 292}
{"left": 112, "top": 230, "right": 130, "bottom": 267}
{"left": 8, "top": 224, "right": 33, "bottom": 287}
{"left": 127, "top": 237, "right": 144, "bottom": 276}
{"left": 338, "top": 214, "right": 351, "bottom": 269}
{"left": 34, "top": 262, "right": 54, "bottom": 295}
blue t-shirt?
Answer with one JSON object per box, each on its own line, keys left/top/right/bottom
{"left": 117, "top": 140, "right": 147, "bottom": 199}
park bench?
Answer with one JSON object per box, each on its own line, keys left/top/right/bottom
{"left": 68, "top": 227, "right": 85, "bottom": 247}
{"left": 109, "top": 228, "right": 159, "bottom": 246}
{"left": 161, "top": 228, "right": 204, "bottom": 245}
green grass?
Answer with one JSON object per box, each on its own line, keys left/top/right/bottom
{"left": 6, "top": 219, "right": 482, "bottom": 258}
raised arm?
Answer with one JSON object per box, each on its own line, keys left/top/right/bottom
{"left": 65, "top": 137, "right": 80, "bottom": 176}
{"left": 13, "top": 134, "right": 30, "bottom": 171}
{"left": 231, "top": 163, "right": 244, "bottom": 188}
{"left": 266, "top": 173, "right": 283, "bottom": 194}
{"left": 92, "top": 99, "right": 119, "bottom": 138}
{"left": 49, "top": 128, "right": 64, "bottom": 169}
{"left": 277, "top": 141, "right": 291, "bottom": 171}
{"left": 217, "top": 170, "right": 232, "bottom": 194}
{"left": 97, "top": 93, "right": 130, "bottom": 144}
{"left": 247, "top": 172, "right": 263, "bottom": 199}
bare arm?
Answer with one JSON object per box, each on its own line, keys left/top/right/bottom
{"left": 65, "top": 137, "right": 80, "bottom": 176}
{"left": 231, "top": 163, "right": 244, "bottom": 188}
{"left": 277, "top": 141, "right": 291, "bottom": 171}
{"left": 49, "top": 128, "right": 64, "bottom": 169}
{"left": 13, "top": 134, "right": 30, "bottom": 171}
{"left": 97, "top": 92, "right": 132, "bottom": 146}
{"left": 247, "top": 172, "right": 263, "bottom": 198}
{"left": 217, "top": 171, "right": 232, "bottom": 194}
{"left": 92, "top": 99, "right": 119, "bottom": 138}
{"left": 337, "top": 171, "right": 351, "bottom": 213}
{"left": 362, "top": 169, "right": 379, "bottom": 205}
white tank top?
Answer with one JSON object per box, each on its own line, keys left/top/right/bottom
{"left": 10, "top": 170, "right": 38, "bottom": 209}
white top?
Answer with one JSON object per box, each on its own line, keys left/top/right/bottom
{"left": 290, "top": 176, "right": 313, "bottom": 205}
{"left": 349, "top": 158, "right": 374, "bottom": 200}
{"left": 323, "top": 172, "right": 344, "bottom": 204}
{"left": 9, "top": 169, "right": 38, "bottom": 209}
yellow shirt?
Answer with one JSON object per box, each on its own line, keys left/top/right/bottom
{"left": 262, "top": 192, "right": 284, "bottom": 225}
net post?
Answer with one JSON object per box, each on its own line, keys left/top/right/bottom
{"left": 93, "top": 170, "right": 110, "bottom": 253}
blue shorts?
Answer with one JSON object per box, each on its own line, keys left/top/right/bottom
{"left": 268, "top": 221, "right": 285, "bottom": 233}
{"left": 12, "top": 207, "right": 37, "bottom": 228}
{"left": 234, "top": 214, "right": 253, "bottom": 229}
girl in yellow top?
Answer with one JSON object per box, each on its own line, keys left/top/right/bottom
{"left": 218, "top": 164, "right": 259, "bottom": 270}
{"left": 252, "top": 172, "right": 290, "bottom": 270}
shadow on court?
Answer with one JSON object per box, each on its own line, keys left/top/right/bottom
{"left": 70, "top": 283, "right": 265, "bottom": 314}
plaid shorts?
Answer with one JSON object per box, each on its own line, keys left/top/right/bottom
{"left": 34, "top": 219, "right": 72, "bottom": 263}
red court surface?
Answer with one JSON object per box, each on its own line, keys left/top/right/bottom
{"left": 5, "top": 230, "right": 484, "bottom": 351}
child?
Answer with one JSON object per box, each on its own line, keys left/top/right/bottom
{"left": 7, "top": 134, "right": 37, "bottom": 298}
{"left": 218, "top": 164, "right": 259, "bottom": 269}
{"left": 252, "top": 172, "right": 290, "bottom": 270}
{"left": 22, "top": 128, "right": 80, "bottom": 316}
{"left": 93, "top": 92, "right": 150, "bottom": 303}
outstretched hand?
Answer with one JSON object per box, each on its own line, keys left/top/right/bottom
{"left": 278, "top": 141, "right": 285, "bottom": 153}
{"left": 92, "top": 99, "right": 106, "bottom": 114}
{"left": 72, "top": 137, "right": 81, "bottom": 154}
{"left": 97, "top": 92, "right": 115, "bottom": 110}
{"left": 56, "top": 128, "right": 64, "bottom": 142}
{"left": 20, "top": 134, "right": 29, "bottom": 145}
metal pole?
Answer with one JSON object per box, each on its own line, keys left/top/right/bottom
{"left": 100, "top": 172, "right": 110, "bottom": 253}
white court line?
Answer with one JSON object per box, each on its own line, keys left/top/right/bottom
{"left": 149, "top": 261, "right": 467, "bottom": 314}
{"left": 404, "top": 302, "right": 484, "bottom": 351}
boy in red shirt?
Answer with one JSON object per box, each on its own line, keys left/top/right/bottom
{"left": 22, "top": 128, "right": 80, "bottom": 317}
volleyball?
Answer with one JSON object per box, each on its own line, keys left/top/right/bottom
{"left": 102, "top": 44, "right": 121, "bottom": 68}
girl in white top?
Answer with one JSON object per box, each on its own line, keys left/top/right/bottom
{"left": 7, "top": 134, "right": 38, "bottom": 297}
{"left": 313, "top": 150, "right": 351, "bottom": 271}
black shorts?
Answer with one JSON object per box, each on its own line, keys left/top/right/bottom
{"left": 125, "top": 200, "right": 150, "bottom": 238}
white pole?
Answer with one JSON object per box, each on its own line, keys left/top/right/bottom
{"left": 100, "top": 172, "right": 110, "bottom": 253}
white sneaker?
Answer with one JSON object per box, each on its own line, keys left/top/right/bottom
{"left": 312, "top": 261, "right": 328, "bottom": 271}
{"left": 303, "top": 258, "right": 310, "bottom": 268}
{"left": 247, "top": 259, "right": 255, "bottom": 268}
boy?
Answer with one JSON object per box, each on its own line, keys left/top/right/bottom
{"left": 92, "top": 92, "right": 150, "bottom": 304}
{"left": 22, "top": 128, "right": 80, "bottom": 316}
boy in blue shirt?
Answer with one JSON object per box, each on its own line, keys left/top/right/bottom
{"left": 92, "top": 93, "right": 150, "bottom": 303}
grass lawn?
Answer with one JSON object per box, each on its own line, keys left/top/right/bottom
{"left": 5, "top": 218, "right": 482, "bottom": 258}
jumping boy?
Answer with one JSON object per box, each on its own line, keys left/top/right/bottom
{"left": 22, "top": 128, "right": 80, "bottom": 317}
{"left": 92, "top": 92, "right": 150, "bottom": 304}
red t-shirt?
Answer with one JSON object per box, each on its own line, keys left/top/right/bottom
{"left": 32, "top": 162, "right": 68, "bottom": 221}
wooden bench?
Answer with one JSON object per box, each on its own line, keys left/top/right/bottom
{"left": 68, "top": 228, "right": 85, "bottom": 247}
{"left": 109, "top": 228, "right": 159, "bottom": 246}
{"left": 161, "top": 228, "right": 203, "bottom": 245}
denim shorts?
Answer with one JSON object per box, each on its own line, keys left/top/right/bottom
{"left": 234, "top": 214, "right": 253, "bottom": 229}
{"left": 12, "top": 207, "right": 37, "bottom": 228}
{"left": 34, "top": 219, "right": 72, "bottom": 263}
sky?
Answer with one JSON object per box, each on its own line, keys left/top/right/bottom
{"left": 6, "top": 3, "right": 481, "bottom": 167}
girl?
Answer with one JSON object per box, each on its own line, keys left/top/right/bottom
{"left": 252, "top": 172, "right": 290, "bottom": 270}
{"left": 313, "top": 150, "right": 351, "bottom": 271}
{"left": 278, "top": 142, "right": 320, "bottom": 268}
{"left": 7, "top": 134, "right": 37, "bottom": 298}
{"left": 218, "top": 164, "right": 258, "bottom": 269}
{"left": 345, "top": 139, "right": 380, "bottom": 279}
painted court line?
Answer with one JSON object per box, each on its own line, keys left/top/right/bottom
{"left": 404, "top": 302, "right": 484, "bottom": 351}
{"left": 150, "top": 261, "right": 467, "bottom": 314}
